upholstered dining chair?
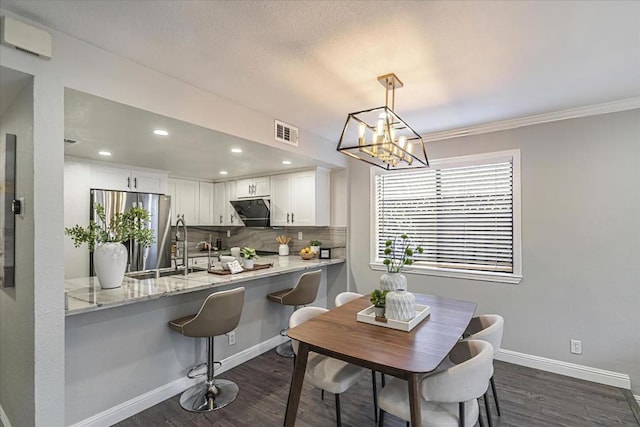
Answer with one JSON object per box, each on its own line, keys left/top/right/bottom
{"left": 290, "top": 306, "right": 369, "bottom": 427}
{"left": 377, "top": 339, "right": 493, "bottom": 427}
{"left": 463, "top": 314, "right": 504, "bottom": 422}
{"left": 334, "top": 291, "right": 383, "bottom": 422}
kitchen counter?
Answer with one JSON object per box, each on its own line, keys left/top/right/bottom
{"left": 64, "top": 255, "right": 344, "bottom": 315}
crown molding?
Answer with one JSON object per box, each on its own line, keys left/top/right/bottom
{"left": 423, "top": 97, "right": 640, "bottom": 142}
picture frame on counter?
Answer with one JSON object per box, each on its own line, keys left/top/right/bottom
{"left": 319, "top": 248, "right": 331, "bottom": 259}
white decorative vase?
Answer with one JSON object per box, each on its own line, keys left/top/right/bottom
{"left": 94, "top": 242, "right": 128, "bottom": 289}
{"left": 279, "top": 244, "right": 289, "bottom": 256}
{"left": 379, "top": 272, "right": 407, "bottom": 292}
{"left": 385, "top": 289, "right": 416, "bottom": 322}
{"left": 244, "top": 258, "right": 254, "bottom": 269}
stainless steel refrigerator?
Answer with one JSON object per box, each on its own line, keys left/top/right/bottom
{"left": 90, "top": 189, "right": 172, "bottom": 275}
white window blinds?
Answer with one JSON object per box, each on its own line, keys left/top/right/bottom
{"left": 375, "top": 161, "right": 514, "bottom": 273}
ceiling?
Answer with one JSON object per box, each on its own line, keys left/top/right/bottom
{"left": 64, "top": 89, "right": 328, "bottom": 180}
{"left": 2, "top": 1, "right": 639, "bottom": 146}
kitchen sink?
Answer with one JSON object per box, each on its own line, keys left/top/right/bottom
{"left": 126, "top": 266, "right": 208, "bottom": 280}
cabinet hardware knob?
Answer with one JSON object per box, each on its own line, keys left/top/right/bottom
{"left": 287, "top": 213, "right": 290, "bottom": 223}
{"left": 291, "top": 212, "right": 295, "bottom": 223}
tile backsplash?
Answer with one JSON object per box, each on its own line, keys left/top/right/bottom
{"left": 181, "top": 226, "right": 346, "bottom": 258}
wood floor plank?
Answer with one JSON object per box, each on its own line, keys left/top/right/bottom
{"left": 115, "top": 351, "right": 639, "bottom": 427}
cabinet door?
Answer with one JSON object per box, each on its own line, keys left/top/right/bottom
{"left": 290, "top": 171, "right": 316, "bottom": 226}
{"left": 254, "top": 176, "right": 270, "bottom": 197}
{"left": 225, "top": 181, "right": 244, "bottom": 226}
{"left": 166, "top": 180, "right": 177, "bottom": 225}
{"left": 172, "top": 179, "right": 199, "bottom": 225}
{"left": 198, "top": 182, "right": 214, "bottom": 225}
{"left": 270, "top": 174, "right": 291, "bottom": 226}
{"left": 235, "top": 179, "right": 253, "bottom": 199}
{"left": 213, "top": 182, "right": 227, "bottom": 225}
{"left": 90, "top": 165, "right": 131, "bottom": 191}
{"left": 132, "top": 170, "right": 167, "bottom": 194}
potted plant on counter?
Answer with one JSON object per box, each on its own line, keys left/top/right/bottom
{"left": 370, "top": 289, "right": 388, "bottom": 319}
{"left": 309, "top": 240, "right": 322, "bottom": 255}
{"left": 241, "top": 247, "right": 259, "bottom": 269}
{"left": 65, "top": 204, "right": 155, "bottom": 289}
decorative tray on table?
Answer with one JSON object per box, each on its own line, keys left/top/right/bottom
{"left": 356, "top": 304, "right": 431, "bottom": 332}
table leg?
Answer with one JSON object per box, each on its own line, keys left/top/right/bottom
{"left": 408, "top": 373, "right": 421, "bottom": 427}
{"left": 284, "top": 341, "right": 309, "bottom": 426}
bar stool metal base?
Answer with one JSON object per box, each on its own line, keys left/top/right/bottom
{"left": 179, "top": 379, "right": 239, "bottom": 413}
{"left": 276, "top": 340, "right": 295, "bottom": 358}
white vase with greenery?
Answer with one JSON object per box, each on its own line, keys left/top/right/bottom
{"left": 379, "top": 234, "right": 423, "bottom": 291}
{"left": 65, "top": 204, "right": 155, "bottom": 289}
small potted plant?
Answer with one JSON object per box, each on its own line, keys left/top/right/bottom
{"left": 370, "top": 289, "right": 388, "bottom": 319}
{"left": 65, "top": 204, "right": 155, "bottom": 289}
{"left": 309, "top": 240, "right": 322, "bottom": 255}
{"left": 240, "top": 247, "right": 259, "bottom": 269}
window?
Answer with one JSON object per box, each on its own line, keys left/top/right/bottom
{"left": 372, "top": 150, "right": 521, "bottom": 283}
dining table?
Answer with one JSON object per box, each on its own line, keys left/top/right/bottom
{"left": 284, "top": 293, "right": 477, "bottom": 427}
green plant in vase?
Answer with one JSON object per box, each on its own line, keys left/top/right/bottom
{"left": 65, "top": 204, "right": 155, "bottom": 289}
{"left": 380, "top": 234, "right": 423, "bottom": 292}
{"left": 241, "top": 247, "right": 259, "bottom": 269}
{"left": 370, "top": 289, "right": 389, "bottom": 318}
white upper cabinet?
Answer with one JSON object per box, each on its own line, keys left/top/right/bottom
{"left": 235, "top": 176, "right": 270, "bottom": 199}
{"left": 211, "top": 182, "right": 245, "bottom": 226}
{"left": 90, "top": 164, "right": 167, "bottom": 194}
{"left": 167, "top": 178, "right": 199, "bottom": 226}
{"left": 270, "top": 168, "right": 330, "bottom": 227}
{"left": 198, "top": 181, "right": 214, "bottom": 225}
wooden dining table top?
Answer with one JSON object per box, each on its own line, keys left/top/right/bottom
{"left": 287, "top": 293, "right": 477, "bottom": 375}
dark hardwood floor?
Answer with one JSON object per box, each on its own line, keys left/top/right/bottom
{"left": 116, "top": 349, "right": 639, "bottom": 426}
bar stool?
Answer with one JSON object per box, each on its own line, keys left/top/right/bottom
{"left": 168, "top": 287, "right": 245, "bottom": 412}
{"left": 266, "top": 269, "right": 322, "bottom": 357}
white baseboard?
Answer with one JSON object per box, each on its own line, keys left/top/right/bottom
{"left": 495, "top": 348, "right": 631, "bottom": 390}
{"left": 69, "top": 334, "right": 288, "bottom": 427}
{"left": 0, "top": 403, "right": 12, "bottom": 427}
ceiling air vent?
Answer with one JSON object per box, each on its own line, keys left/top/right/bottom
{"left": 275, "top": 120, "right": 298, "bottom": 147}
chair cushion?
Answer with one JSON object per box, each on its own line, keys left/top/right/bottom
{"left": 168, "top": 314, "right": 196, "bottom": 335}
{"left": 303, "top": 353, "right": 367, "bottom": 395}
{"left": 267, "top": 288, "right": 293, "bottom": 304}
{"left": 378, "top": 376, "right": 479, "bottom": 426}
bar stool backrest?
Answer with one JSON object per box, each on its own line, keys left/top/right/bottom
{"left": 279, "top": 269, "right": 322, "bottom": 306}
{"left": 181, "top": 287, "right": 245, "bottom": 338}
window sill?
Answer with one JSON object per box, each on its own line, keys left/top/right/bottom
{"left": 369, "top": 262, "right": 522, "bottom": 284}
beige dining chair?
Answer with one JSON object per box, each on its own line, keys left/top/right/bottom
{"left": 267, "top": 269, "right": 322, "bottom": 357}
{"left": 168, "top": 287, "right": 245, "bottom": 412}
{"left": 290, "top": 306, "right": 369, "bottom": 427}
{"left": 463, "top": 314, "right": 504, "bottom": 422}
{"left": 378, "top": 339, "right": 493, "bottom": 427}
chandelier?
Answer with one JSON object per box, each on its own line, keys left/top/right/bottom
{"left": 337, "top": 73, "right": 429, "bottom": 170}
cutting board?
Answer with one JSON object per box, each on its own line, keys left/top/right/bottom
{"left": 208, "top": 263, "right": 273, "bottom": 275}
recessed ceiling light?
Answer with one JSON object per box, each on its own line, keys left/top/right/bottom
{"left": 98, "top": 151, "right": 111, "bottom": 156}
{"left": 282, "top": 160, "right": 292, "bottom": 165}
{"left": 230, "top": 148, "right": 242, "bottom": 153}
{"left": 153, "top": 129, "right": 169, "bottom": 136}
{"left": 220, "top": 171, "right": 228, "bottom": 175}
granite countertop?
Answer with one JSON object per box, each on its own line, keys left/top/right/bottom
{"left": 64, "top": 255, "right": 344, "bottom": 316}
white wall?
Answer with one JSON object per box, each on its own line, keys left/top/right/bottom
{"left": 330, "top": 168, "right": 347, "bottom": 227}
{"left": 0, "top": 75, "right": 36, "bottom": 427}
{"left": 348, "top": 109, "right": 640, "bottom": 394}
{"left": 0, "top": 8, "right": 346, "bottom": 426}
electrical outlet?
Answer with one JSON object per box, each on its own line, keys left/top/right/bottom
{"left": 227, "top": 331, "right": 236, "bottom": 345}
{"left": 298, "top": 232, "right": 303, "bottom": 240}
{"left": 570, "top": 339, "right": 582, "bottom": 355}
{"left": 227, "top": 230, "right": 231, "bottom": 238}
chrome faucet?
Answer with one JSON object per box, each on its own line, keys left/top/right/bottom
{"left": 175, "top": 214, "right": 189, "bottom": 276}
